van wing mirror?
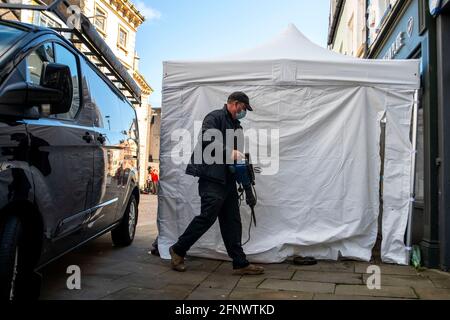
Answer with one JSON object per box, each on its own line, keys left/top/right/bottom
{"left": 0, "top": 63, "right": 73, "bottom": 118}
{"left": 40, "top": 62, "right": 73, "bottom": 115}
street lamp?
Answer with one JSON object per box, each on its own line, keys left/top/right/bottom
{"left": 429, "top": 0, "right": 443, "bottom": 16}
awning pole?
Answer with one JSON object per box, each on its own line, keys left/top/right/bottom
{"left": 406, "top": 89, "right": 420, "bottom": 263}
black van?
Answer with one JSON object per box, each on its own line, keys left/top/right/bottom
{"left": 0, "top": 20, "right": 140, "bottom": 300}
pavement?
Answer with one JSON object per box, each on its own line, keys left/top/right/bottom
{"left": 39, "top": 194, "right": 450, "bottom": 300}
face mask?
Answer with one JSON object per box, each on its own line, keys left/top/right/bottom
{"left": 236, "top": 109, "right": 247, "bottom": 120}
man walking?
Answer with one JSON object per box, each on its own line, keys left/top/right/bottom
{"left": 169, "top": 92, "right": 264, "bottom": 276}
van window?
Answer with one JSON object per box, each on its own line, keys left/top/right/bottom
{"left": 53, "top": 43, "right": 80, "bottom": 120}
{"left": 83, "top": 61, "right": 122, "bottom": 132}
{"left": 0, "top": 24, "right": 25, "bottom": 57}
{"left": 0, "top": 43, "right": 51, "bottom": 100}
{"left": 25, "top": 43, "right": 54, "bottom": 85}
{"left": 119, "top": 99, "right": 138, "bottom": 139}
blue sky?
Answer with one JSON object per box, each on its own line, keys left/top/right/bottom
{"left": 135, "top": 0, "right": 331, "bottom": 109}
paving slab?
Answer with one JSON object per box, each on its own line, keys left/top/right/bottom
{"left": 419, "top": 269, "right": 450, "bottom": 289}
{"left": 230, "top": 288, "right": 314, "bottom": 300}
{"left": 288, "top": 261, "right": 355, "bottom": 273}
{"left": 414, "top": 287, "right": 450, "bottom": 300}
{"left": 313, "top": 294, "right": 415, "bottom": 300}
{"left": 102, "top": 285, "right": 191, "bottom": 300}
{"left": 259, "top": 279, "right": 335, "bottom": 294}
{"left": 200, "top": 273, "right": 241, "bottom": 290}
{"left": 335, "top": 284, "right": 417, "bottom": 299}
{"left": 354, "top": 262, "right": 418, "bottom": 276}
{"left": 235, "top": 277, "right": 267, "bottom": 289}
{"left": 362, "top": 274, "right": 435, "bottom": 289}
{"left": 293, "top": 271, "right": 363, "bottom": 285}
{"left": 41, "top": 275, "right": 129, "bottom": 300}
{"left": 187, "top": 287, "right": 231, "bottom": 300}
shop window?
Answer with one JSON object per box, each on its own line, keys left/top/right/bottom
{"left": 412, "top": 51, "right": 424, "bottom": 202}
{"left": 415, "top": 108, "right": 424, "bottom": 202}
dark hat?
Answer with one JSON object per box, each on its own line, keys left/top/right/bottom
{"left": 228, "top": 91, "right": 253, "bottom": 111}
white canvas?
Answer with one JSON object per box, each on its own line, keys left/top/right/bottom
{"left": 157, "top": 24, "right": 420, "bottom": 265}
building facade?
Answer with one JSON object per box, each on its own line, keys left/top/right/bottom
{"left": 148, "top": 108, "right": 161, "bottom": 167}
{"left": 0, "top": 0, "right": 155, "bottom": 191}
{"left": 329, "top": 0, "right": 450, "bottom": 271}
{"left": 328, "top": 0, "right": 368, "bottom": 57}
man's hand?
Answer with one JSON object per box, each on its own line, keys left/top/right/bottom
{"left": 231, "top": 150, "right": 245, "bottom": 161}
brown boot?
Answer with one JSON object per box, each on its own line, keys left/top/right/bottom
{"left": 233, "top": 264, "right": 265, "bottom": 276}
{"left": 169, "top": 246, "right": 186, "bottom": 272}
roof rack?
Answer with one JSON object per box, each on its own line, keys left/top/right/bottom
{"left": 0, "top": 0, "right": 142, "bottom": 106}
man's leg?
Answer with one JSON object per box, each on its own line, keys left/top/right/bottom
{"left": 218, "top": 185, "right": 250, "bottom": 269}
{"left": 172, "top": 180, "right": 225, "bottom": 258}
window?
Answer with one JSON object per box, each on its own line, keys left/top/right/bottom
{"left": 94, "top": 5, "right": 107, "bottom": 34}
{"left": 0, "top": 24, "right": 25, "bottom": 57}
{"left": 418, "top": 0, "right": 427, "bottom": 35}
{"left": 347, "top": 14, "right": 355, "bottom": 56}
{"left": 25, "top": 43, "right": 54, "bottom": 85}
{"left": 54, "top": 43, "right": 80, "bottom": 120}
{"left": 118, "top": 26, "right": 128, "bottom": 50}
{"left": 415, "top": 108, "right": 424, "bottom": 202}
{"left": 120, "top": 99, "right": 138, "bottom": 140}
{"left": 83, "top": 62, "right": 123, "bottom": 132}
{"left": 413, "top": 52, "right": 424, "bottom": 202}
{"left": 367, "top": 0, "right": 399, "bottom": 45}
{"left": 38, "top": 13, "right": 62, "bottom": 28}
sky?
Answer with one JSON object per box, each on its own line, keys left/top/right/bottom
{"left": 134, "top": 0, "right": 331, "bottom": 109}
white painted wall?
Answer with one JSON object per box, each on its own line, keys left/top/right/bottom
{"left": 330, "top": 0, "right": 367, "bottom": 57}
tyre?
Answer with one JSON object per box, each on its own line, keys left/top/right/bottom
{"left": 111, "top": 195, "right": 138, "bottom": 247}
{"left": 0, "top": 215, "right": 36, "bottom": 301}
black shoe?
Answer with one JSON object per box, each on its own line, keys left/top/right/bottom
{"left": 150, "top": 248, "right": 160, "bottom": 257}
{"left": 293, "top": 256, "right": 317, "bottom": 266}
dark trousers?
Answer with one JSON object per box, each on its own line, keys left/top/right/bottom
{"left": 172, "top": 178, "right": 250, "bottom": 269}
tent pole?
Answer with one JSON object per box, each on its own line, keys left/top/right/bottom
{"left": 406, "top": 89, "right": 420, "bottom": 264}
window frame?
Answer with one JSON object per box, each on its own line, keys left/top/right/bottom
{"left": 94, "top": 4, "right": 108, "bottom": 36}
{"left": 409, "top": 47, "right": 424, "bottom": 205}
{"left": 38, "top": 12, "right": 62, "bottom": 29}
{"left": 25, "top": 42, "right": 54, "bottom": 85}
{"left": 50, "top": 41, "right": 84, "bottom": 122}
{"left": 117, "top": 25, "right": 128, "bottom": 53}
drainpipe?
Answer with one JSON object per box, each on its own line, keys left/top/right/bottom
{"left": 328, "top": 0, "right": 345, "bottom": 48}
{"left": 364, "top": 0, "right": 370, "bottom": 58}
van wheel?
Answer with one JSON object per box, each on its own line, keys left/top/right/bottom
{"left": 111, "top": 195, "right": 138, "bottom": 247}
{"left": 0, "top": 215, "right": 34, "bottom": 301}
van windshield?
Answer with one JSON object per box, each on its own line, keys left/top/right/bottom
{"left": 0, "top": 24, "right": 25, "bottom": 57}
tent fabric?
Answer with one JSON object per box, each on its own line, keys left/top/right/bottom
{"left": 158, "top": 24, "right": 420, "bottom": 265}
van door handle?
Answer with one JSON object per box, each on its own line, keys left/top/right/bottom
{"left": 82, "top": 132, "right": 94, "bottom": 143}
{"left": 97, "top": 134, "right": 106, "bottom": 144}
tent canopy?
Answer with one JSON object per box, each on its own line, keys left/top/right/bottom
{"left": 158, "top": 24, "right": 420, "bottom": 266}
{"left": 163, "top": 24, "right": 420, "bottom": 89}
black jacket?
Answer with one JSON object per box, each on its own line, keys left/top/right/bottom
{"left": 186, "top": 106, "right": 244, "bottom": 184}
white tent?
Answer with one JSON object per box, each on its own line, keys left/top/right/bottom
{"left": 158, "top": 24, "right": 420, "bottom": 265}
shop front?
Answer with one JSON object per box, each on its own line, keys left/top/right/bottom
{"left": 367, "top": 0, "right": 443, "bottom": 268}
